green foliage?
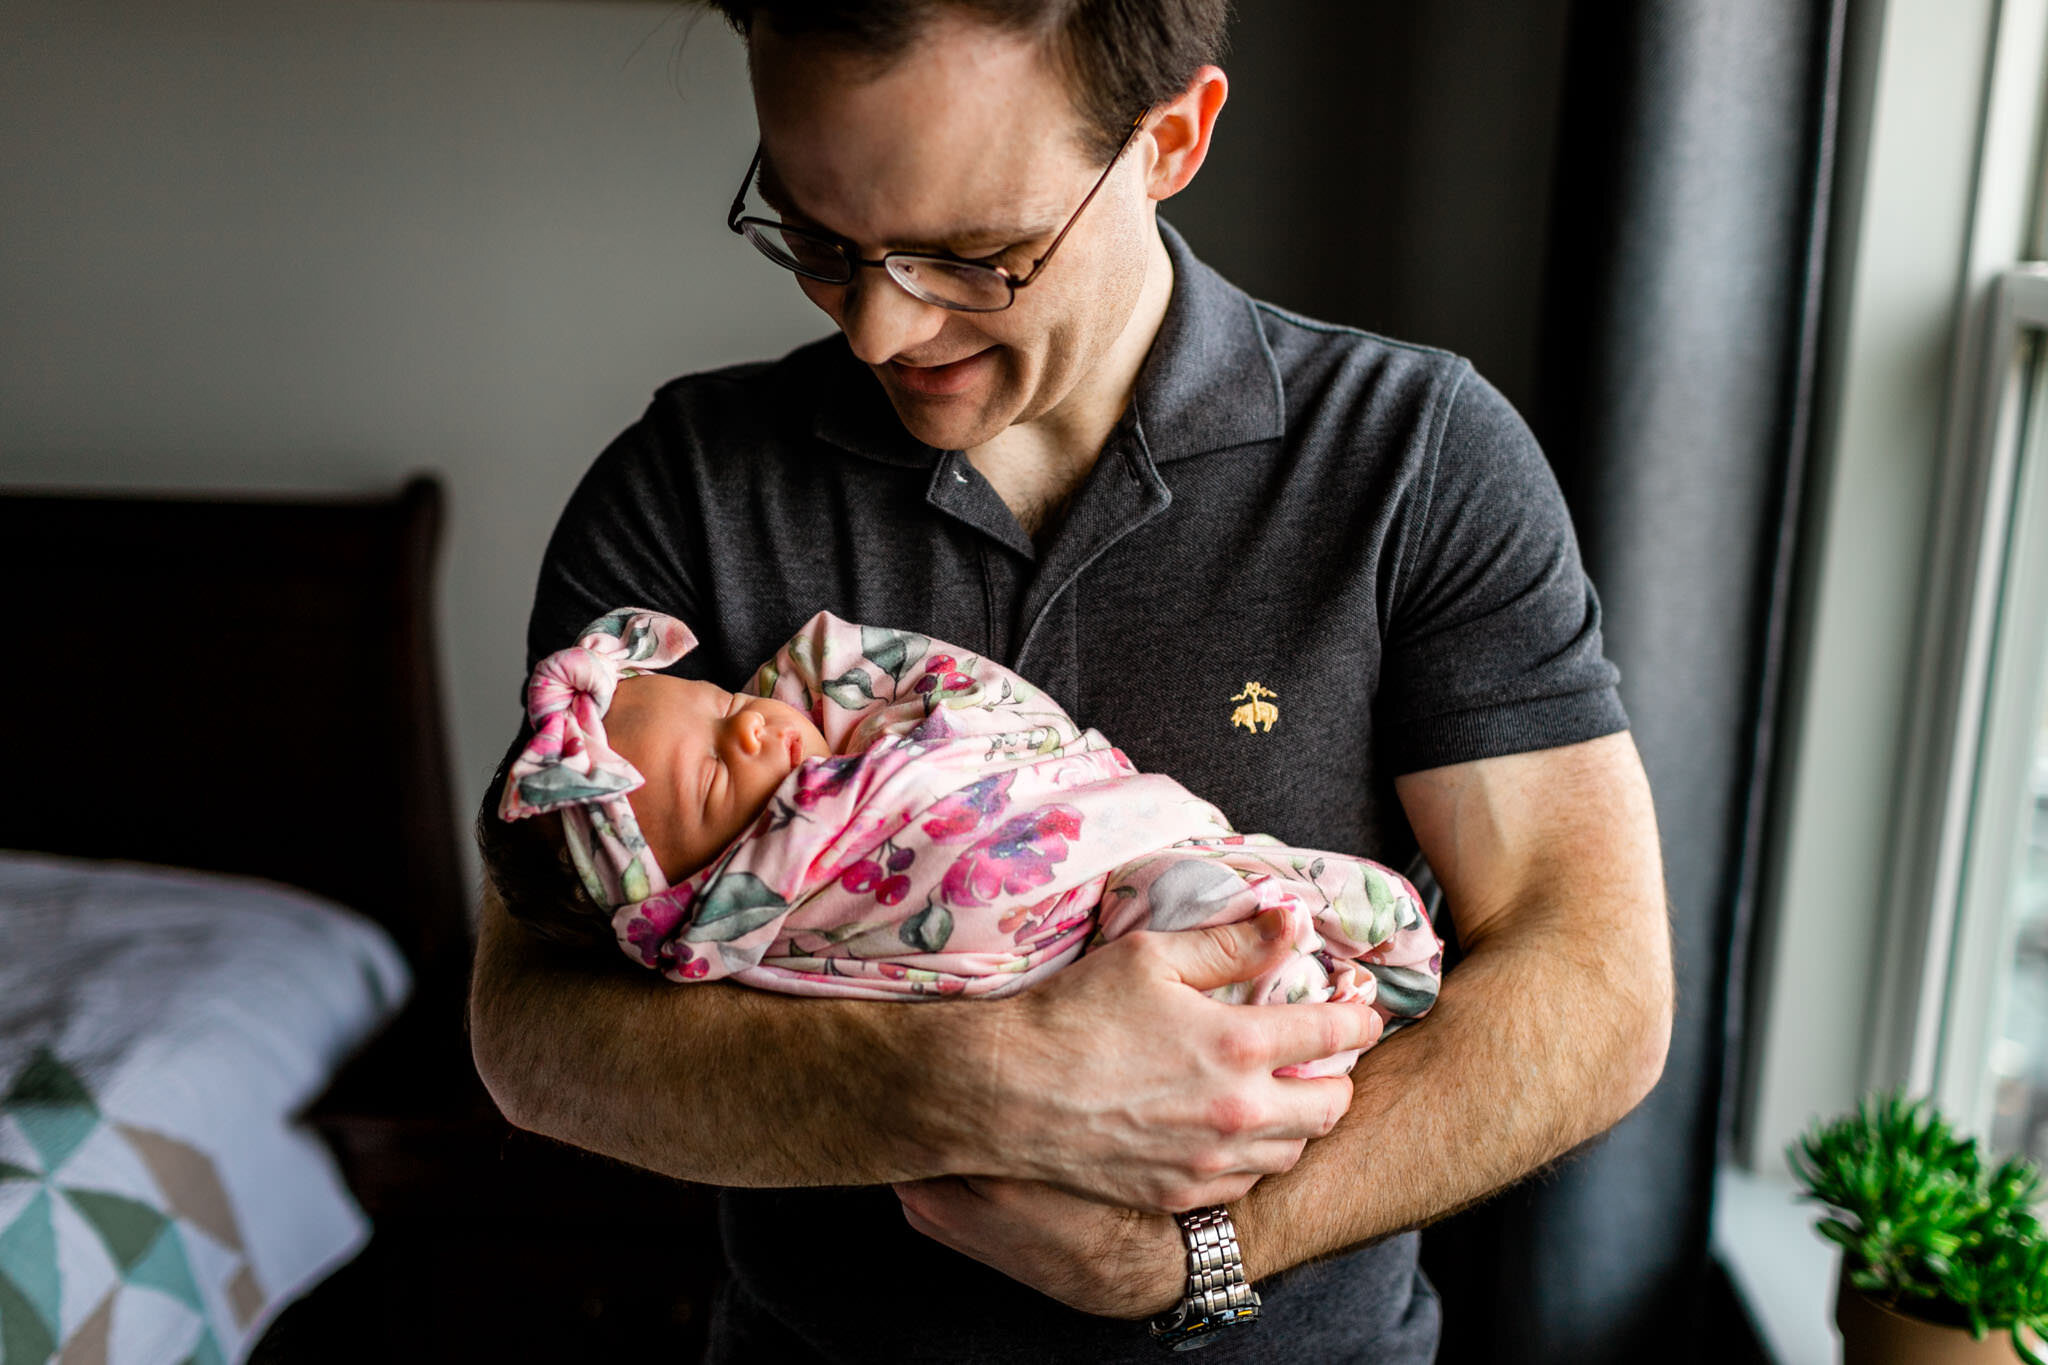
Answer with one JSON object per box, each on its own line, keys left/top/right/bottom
{"left": 1789, "top": 1091, "right": 2048, "bottom": 1362}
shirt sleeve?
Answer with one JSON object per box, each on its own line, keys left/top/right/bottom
{"left": 525, "top": 403, "right": 706, "bottom": 691}
{"left": 1374, "top": 365, "right": 1628, "bottom": 775}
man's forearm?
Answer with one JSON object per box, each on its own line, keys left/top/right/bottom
{"left": 1230, "top": 903, "right": 1671, "bottom": 1282}
{"left": 1232, "top": 733, "right": 1673, "bottom": 1282}
{"left": 470, "top": 891, "right": 988, "bottom": 1186}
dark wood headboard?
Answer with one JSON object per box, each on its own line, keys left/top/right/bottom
{"left": 0, "top": 476, "right": 466, "bottom": 989}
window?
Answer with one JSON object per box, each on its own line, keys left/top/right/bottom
{"left": 1933, "top": 271, "right": 2048, "bottom": 1155}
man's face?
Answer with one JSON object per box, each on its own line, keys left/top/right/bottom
{"left": 748, "top": 15, "right": 1158, "bottom": 452}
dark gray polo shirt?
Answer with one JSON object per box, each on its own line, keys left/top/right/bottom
{"left": 526, "top": 222, "right": 1626, "bottom": 1363}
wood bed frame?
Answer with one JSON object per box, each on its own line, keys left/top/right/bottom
{"left": 0, "top": 477, "right": 466, "bottom": 984}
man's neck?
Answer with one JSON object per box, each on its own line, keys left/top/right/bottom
{"left": 966, "top": 229, "right": 1175, "bottom": 539}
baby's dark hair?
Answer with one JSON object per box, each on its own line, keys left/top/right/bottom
{"left": 476, "top": 721, "right": 619, "bottom": 954}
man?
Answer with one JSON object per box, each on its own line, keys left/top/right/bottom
{"left": 470, "top": 2, "right": 1673, "bottom": 1360}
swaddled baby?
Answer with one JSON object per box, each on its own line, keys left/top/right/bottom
{"left": 481, "top": 608, "right": 1443, "bottom": 1075}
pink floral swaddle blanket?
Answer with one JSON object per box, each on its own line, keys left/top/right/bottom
{"left": 610, "top": 611, "right": 1443, "bottom": 1073}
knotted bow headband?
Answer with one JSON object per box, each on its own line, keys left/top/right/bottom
{"left": 497, "top": 607, "right": 699, "bottom": 908}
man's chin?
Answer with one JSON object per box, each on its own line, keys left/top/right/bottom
{"left": 878, "top": 386, "right": 1012, "bottom": 452}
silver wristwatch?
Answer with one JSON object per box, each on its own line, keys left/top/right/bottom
{"left": 1146, "top": 1206, "right": 1262, "bottom": 1351}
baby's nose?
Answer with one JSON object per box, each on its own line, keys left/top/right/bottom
{"left": 729, "top": 707, "right": 767, "bottom": 757}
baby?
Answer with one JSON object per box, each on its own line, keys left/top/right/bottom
{"left": 481, "top": 608, "right": 1443, "bottom": 1074}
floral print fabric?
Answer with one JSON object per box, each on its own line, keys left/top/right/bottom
{"left": 608, "top": 612, "right": 1442, "bottom": 1069}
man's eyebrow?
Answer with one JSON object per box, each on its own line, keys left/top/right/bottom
{"left": 754, "top": 154, "right": 1047, "bottom": 252}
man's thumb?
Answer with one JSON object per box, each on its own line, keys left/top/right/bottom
{"left": 1160, "top": 908, "right": 1292, "bottom": 992}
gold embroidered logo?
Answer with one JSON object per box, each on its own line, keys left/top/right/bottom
{"left": 1229, "top": 681, "right": 1279, "bottom": 734}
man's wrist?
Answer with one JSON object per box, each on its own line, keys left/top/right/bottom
{"left": 1228, "top": 1195, "right": 1268, "bottom": 1283}
{"left": 1148, "top": 1207, "right": 1263, "bottom": 1348}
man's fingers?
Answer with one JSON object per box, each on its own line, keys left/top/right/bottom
{"left": 1256, "top": 1000, "right": 1386, "bottom": 1068}
{"left": 1155, "top": 908, "right": 1293, "bottom": 991}
{"left": 1250, "top": 1073, "right": 1353, "bottom": 1139}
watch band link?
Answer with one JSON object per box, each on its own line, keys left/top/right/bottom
{"left": 1148, "top": 1206, "right": 1262, "bottom": 1351}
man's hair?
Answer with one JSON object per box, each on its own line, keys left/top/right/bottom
{"left": 706, "top": 0, "right": 1231, "bottom": 162}
{"left": 476, "top": 723, "right": 619, "bottom": 955}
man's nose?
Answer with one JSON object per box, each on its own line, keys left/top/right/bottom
{"left": 837, "top": 271, "right": 948, "bottom": 367}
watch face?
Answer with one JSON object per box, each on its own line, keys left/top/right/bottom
{"left": 1158, "top": 1306, "right": 1260, "bottom": 1351}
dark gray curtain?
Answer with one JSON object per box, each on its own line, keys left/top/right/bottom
{"left": 1169, "top": 0, "right": 1844, "bottom": 1354}
{"left": 1418, "top": 3, "right": 1845, "bottom": 1360}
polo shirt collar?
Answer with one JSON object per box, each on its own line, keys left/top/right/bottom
{"left": 811, "top": 219, "right": 1285, "bottom": 465}
{"left": 1133, "top": 220, "right": 1286, "bottom": 462}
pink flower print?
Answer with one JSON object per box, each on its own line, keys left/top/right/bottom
{"left": 794, "top": 752, "right": 864, "bottom": 810}
{"left": 940, "top": 805, "right": 1084, "bottom": 908}
{"left": 912, "top": 654, "right": 979, "bottom": 701}
{"left": 619, "top": 884, "right": 696, "bottom": 968}
{"left": 921, "top": 772, "right": 1015, "bottom": 843}
{"left": 912, "top": 653, "right": 958, "bottom": 695}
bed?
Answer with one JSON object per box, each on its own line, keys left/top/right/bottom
{"left": 0, "top": 479, "right": 721, "bottom": 1365}
{"left": 0, "top": 478, "right": 459, "bottom": 1362}
{"left": 0, "top": 853, "right": 408, "bottom": 1363}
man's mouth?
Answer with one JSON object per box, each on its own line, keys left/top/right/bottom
{"left": 885, "top": 348, "right": 993, "bottom": 397}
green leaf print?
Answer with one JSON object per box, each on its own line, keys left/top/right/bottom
{"left": 752, "top": 661, "right": 780, "bottom": 697}
{"left": 822, "top": 668, "right": 877, "bottom": 710}
{"left": 789, "top": 631, "right": 820, "bottom": 680}
{"left": 860, "top": 626, "right": 930, "bottom": 685}
{"left": 580, "top": 608, "right": 638, "bottom": 644}
{"left": 683, "top": 874, "right": 789, "bottom": 942}
{"left": 900, "top": 902, "right": 955, "bottom": 954}
{"left": 617, "top": 614, "right": 663, "bottom": 662}
{"left": 1365, "top": 964, "right": 1441, "bottom": 1017}
{"left": 519, "top": 766, "right": 632, "bottom": 807}
{"left": 1362, "top": 867, "right": 1401, "bottom": 943}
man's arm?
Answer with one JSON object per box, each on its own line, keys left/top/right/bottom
{"left": 469, "top": 884, "right": 1380, "bottom": 1203}
{"left": 1230, "top": 730, "right": 1672, "bottom": 1278}
{"left": 891, "top": 731, "right": 1672, "bottom": 1316}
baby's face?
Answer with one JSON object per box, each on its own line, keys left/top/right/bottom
{"left": 604, "top": 675, "right": 832, "bottom": 881}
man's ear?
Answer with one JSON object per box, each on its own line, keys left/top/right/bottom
{"left": 1144, "top": 65, "right": 1228, "bottom": 203}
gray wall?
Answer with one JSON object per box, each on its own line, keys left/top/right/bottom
{"left": 1, "top": 0, "right": 823, "bottom": 887}
{"left": 0, "top": 0, "right": 1569, "bottom": 890}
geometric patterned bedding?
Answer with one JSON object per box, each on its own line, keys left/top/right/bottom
{"left": 2, "top": 1048, "right": 252, "bottom": 1365}
{"left": 0, "top": 854, "right": 410, "bottom": 1364}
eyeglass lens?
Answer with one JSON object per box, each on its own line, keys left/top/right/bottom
{"left": 741, "top": 222, "right": 849, "bottom": 282}
{"left": 883, "top": 256, "right": 1013, "bottom": 311}
{"left": 739, "top": 220, "right": 1014, "bottom": 312}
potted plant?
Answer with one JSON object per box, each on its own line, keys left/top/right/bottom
{"left": 1790, "top": 1091, "right": 2048, "bottom": 1363}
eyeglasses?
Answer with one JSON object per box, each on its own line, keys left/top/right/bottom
{"left": 726, "top": 112, "right": 1149, "bottom": 314}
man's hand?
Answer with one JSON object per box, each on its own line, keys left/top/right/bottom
{"left": 893, "top": 1176, "right": 1185, "bottom": 1320}
{"left": 956, "top": 905, "right": 1382, "bottom": 1212}
{"left": 903, "top": 734, "right": 1670, "bottom": 1317}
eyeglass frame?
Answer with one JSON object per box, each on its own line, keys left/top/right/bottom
{"left": 725, "top": 109, "right": 1151, "bottom": 314}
